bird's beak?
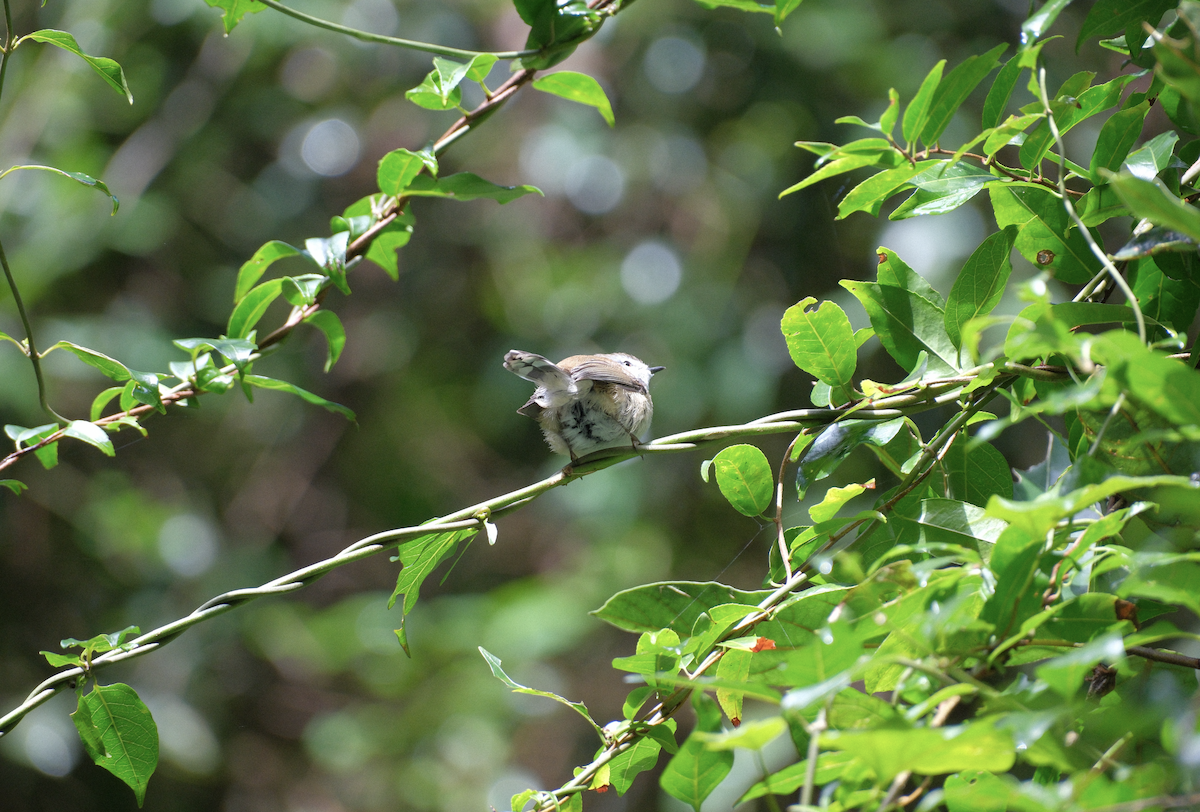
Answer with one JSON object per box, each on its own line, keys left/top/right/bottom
{"left": 649, "top": 366, "right": 665, "bottom": 374}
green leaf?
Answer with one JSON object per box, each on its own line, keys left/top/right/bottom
{"left": 944, "top": 439, "right": 1013, "bottom": 506}
{"left": 45, "top": 341, "right": 131, "bottom": 381}
{"left": 660, "top": 694, "right": 732, "bottom": 812}
{"left": 920, "top": 44, "right": 1007, "bottom": 145}
{"left": 64, "top": 421, "right": 115, "bottom": 457}
{"left": 479, "top": 647, "right": 602, "bottom": 735}
{"left": 1104, "top": 172, "right": 1200, "bottom": 242}
{"left": 202, "top": 0, "right": 265, "bottom": 33}
{"left": 404, "top": 173, "right": 542, "bottom": 204}
{"left": 243, "top": 375, "right": 355, "bottom": 421}
{"left": 988, "top": 185, "right": 1101, "bottom": 284}
{"left": 710, "top": 444, "right": 774, "bottom": 517}
{"left": 1021, "top": 0, "right": 1072, "bottom": 44}
{"left": 1035, "top": 634, "right": 1126, "bottom": 699}
{"left": 227, "top": 279, "right": 283, "bottom": 339}
{"left": 836, "top": 161, "right": 938, "bottom": 219}
{"left": 517, "top": 0, "right": 602, "bottom": 70}
{"left": 902, "top": 59, "right": 945, "bottom": 145}
{"left": 1095, "top": 330, "right": 1200, "bottom": 428}
{"left": 592, "top": 582, "right": 772, "bottom": 635}
{"left": 1088, "top": 101, "right": 1149, "bottom": 180}
{"left": 174, "top": 337, "right": 257, "bottom": 373}
{"left": 982, "top": 54, "right": 1023, "bottom": 129}
{"left": 405, "top": 57, "right": 472, "bottom": 110}
{"left": 781, "top": 144, "right": 900, "bottom": 198}
{"left": 377, "top": 148, "right": 433, "bottom": 196}
{"left": 944, "top": 227, "right": 1017, "bottom": 349}
{"left": 1123, "top": 131, "right": 1179, "bottom": 179}
{"left": 714, "top": 649, "right": 752, "bottom": 724}
{"left": 916, "top": 498, "right": 1008, "bottom": 549}
{"left": 1019, "top": 74, "right": 1136, "bottom": 170}
{"left": 304, "top": 310, "right": 346, "bottom": 372}
{"left": 235, "top": 241, "right": 304, "bottom": 303}
{"left": 877, "top": 247, "right": 944, "bottom": 307}
{"left": 841, "top": 281, "right": 958, "bottom": 375}
{"left": 281, "top": 274, "right": 327, "bottom": 307}
{"left": 810, "top": 481, "right": 869, "bottom": 524}
{"left": 0, "top": 479, "right": 28, "bottom": 494}
{"left": 797, "top": 418, "right": 906, "bottom": 497}
{"left": 822, "top": 722, "right": 1015, "bottom": 781}
{"left": 1077, "top": 0, "right": 1175, "bottom": 51}
{"left": 608, "top": 732, "right": 665, "bottom": 794}
{"left": 21, "top": 30, "right": 133, "bottom": 103}
{"left": 91, "top": 386, "right": 125, "bottom": 421}
{"left": 306, "top": 233, "right": 350, "bottom": 294}
{"left": 366, "top": 220, "right": 414, "bottom": 280}
{"left": 72, "top": 683, "right": 159, "bottom": 806}
{"left": 1129, "top": 256, "right": 1200, "bottom": 336}
{"left": 388, "top": 529, "right": 476, "bottom": 614}
{"left": 533, "top": 71, "right": 614, "bottom": 126}
{"left": 780, "top": 297, "right": 857, "bottom": 399}
{"left": 1, "top": 164, "right": 119, "bottom": 214}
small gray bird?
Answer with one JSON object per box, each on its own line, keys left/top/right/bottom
{"left": 504, "top": 350, "right": 664, "bottom": 461}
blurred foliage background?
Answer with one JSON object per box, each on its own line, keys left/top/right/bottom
{"left": 0, "top": 0, "right": 1134, "bottom": 809}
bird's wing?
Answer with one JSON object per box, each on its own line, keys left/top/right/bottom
{"left": 569, "top": 357, "right": 646, "bottom": 393}
{"left": 504, "top": 350, "right": 574, "bottom": 393}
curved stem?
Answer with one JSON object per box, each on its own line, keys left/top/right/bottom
{"left": 256, "top": 0, "right": 536, "bottom": 60}
{"left": 0, "top": 237, "right": 67, "bottom": 424}
{"left": 1035, "top": 67, "right": 1146, "bottom": 343}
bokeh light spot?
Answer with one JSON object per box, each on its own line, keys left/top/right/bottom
{"left": 300, "top": 119, "right": 361, "bottom": 177}
{"left": 621, "top": 241, "right": 682, "bottom": 304}
{"left": 644, "top": 36, "right": 706, "bottom": 94}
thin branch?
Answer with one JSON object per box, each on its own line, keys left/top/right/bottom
{"left": 1035, "top": 66, "right": 1146, "bottom": 343}
{"left": 257, "top": 0, "right": 536, "bottom": 60}
{"left": 0, "top": 237, "right": 67, "bottom": 424}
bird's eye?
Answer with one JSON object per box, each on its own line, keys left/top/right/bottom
{"left": 623, "top": 360, "right": 631, "bottom": 366}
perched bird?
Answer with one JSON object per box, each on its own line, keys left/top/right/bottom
{"left": 504, "top": 350, "right": 664, "bottom": 461}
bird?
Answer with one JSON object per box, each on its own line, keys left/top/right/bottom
{"left": 503, "top": 349, "right": 664, "bottom": 461}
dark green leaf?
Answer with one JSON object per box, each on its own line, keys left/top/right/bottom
{"left": 660, "top": 693, "right": 732, "bottom": 812}
{"left": 708, "top": 444, "right": 774, "bottom": 517}
{"left": 1077, "top": 0, "right": 1175, "bottom": 52}
{"left": 780, "top": 297, "right": 857, "bottom": 398}
{"left": 517, "top": 0, "right": 602, "bottom": 70}
{"left": 1096, "top": 330, "right": 1200, "bottom": 428}
{"left": 944, "top": 227, "right": 1017, "bottom": 348}
{"left": 796, "top": 418, "right": 906, "bottom": 497}
{"left": 304, "top": 310, "right": 346, "bottom": 372}
{"left": 916, "top": 498, "right": 1008, "bottom": 548}
{"left": 608, "top": 733, "right": 664, "bottom": 794}
{"left": 533, "top": 71, "right": 614, "bottom": 126}
{"left": 281, "top": 274, "right": 327, "bottom": 307}
{"left": 1129, "top": 256, "right": 1200, "bottom": 335}
{"left": 22, "top": 30, "right": 133, "bottom": 103}
{"left": 1035, "top": 634, "right": 1125, "bottom": 699}
{"left": 1123, "top": 131, "right": 1179, "bottom": 179}
{"left": 243, "top": 375, "right": 355, "bottom": 421}
{"left": 72, "top": 683, "right": 159, "bottom": 806}
{"left": 944, "top": 439, "right": 1013, "bottom": 505}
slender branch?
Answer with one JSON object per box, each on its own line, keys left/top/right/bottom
{"left": 1035, "top": 67, "right": 1146, "bottom": 343}
{"left": 256, "top": 0, "right": 536, "bottom": 60}
{"left": 0, "top": 237, "right": 67, "bottom": 424}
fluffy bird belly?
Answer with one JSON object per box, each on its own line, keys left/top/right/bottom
{"left": 543, "top": 390, "right": 651, "bottom": 457}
